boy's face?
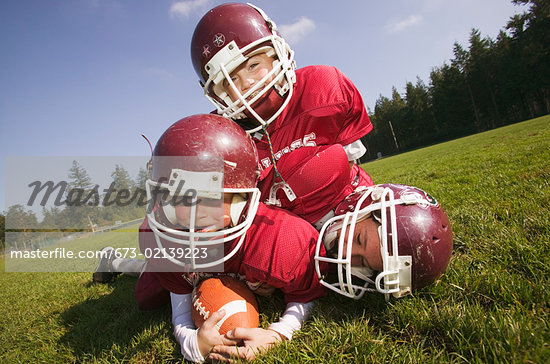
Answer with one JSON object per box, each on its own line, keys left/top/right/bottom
{"left": 335, "top": 216, "right": 383, "bottom": 272}
{"left": 174, "top": 194, "right": 232, "bottom": 231}
{"left": 223, "top": 53, "right": 275, "bottom": 102}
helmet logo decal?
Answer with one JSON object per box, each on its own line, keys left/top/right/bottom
{"left": 425, "top": 192, "right": 438, "bottom": 205}
{"left": 202, "top": 45, "right": 210, "bottom": 57}
{"left": 213, "top": 33, "right": 225, "bottom": 47}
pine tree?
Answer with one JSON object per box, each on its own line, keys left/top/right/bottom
{"left": 67, "top": 160, "right": 93, "bottom": 190}
{"left": 65, "top": 160, "right": 97, "bottom": 229}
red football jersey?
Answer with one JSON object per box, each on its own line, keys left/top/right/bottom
{"left": 253, "top": 65, "right": 373, "bottom": 170}
{"left": 251, "top": 66, "right": 374, "bottom": 220}
{"left": 258, "top": 145, "right": 357, "bottom": 224}
{"left": 139, "top": 203, "right": 327, "bottom": 304}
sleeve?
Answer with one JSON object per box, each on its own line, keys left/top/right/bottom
{"left": 335, "top": 69, "right": 373, "bottom": 146}
{"left": 288, "top": 223, "right": 327, "bottom": 303}
{"left": 241, "top": 207, "right": 327, "bottom": 304}
{"left": 171, "top": 292, "right": 205, "bottom": 363}
{"left": 281, "top": 244, "right": 327, "bottom": 304}
{"left": 273, "top": 218, "right": 328, "bottom": 304}
{"left": 268, "top": 301, "right": 315, "bottom": 340}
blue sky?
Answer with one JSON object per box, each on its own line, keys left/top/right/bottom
{"left": 0, "top": 0, "right": 528, "bottom": 213}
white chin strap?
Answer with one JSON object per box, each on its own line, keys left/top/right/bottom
{"left": 163, "top": 201, "right": 178, "bottom": 225}
{"left": 350, "top": 266, "right": 374, "bottom": 282}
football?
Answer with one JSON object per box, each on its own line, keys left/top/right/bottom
{"left": 191, "top": 276, "right": 260, "bottom": 334}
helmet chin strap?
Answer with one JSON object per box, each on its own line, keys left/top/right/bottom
{"left": 263, "top": 125, "right": 296, "bottom": 206}
{"left": 162, "top": 203, "right": 178, "bottom": 225}
{"left": 350, "top": 265, "right": 374, "bottom": 281}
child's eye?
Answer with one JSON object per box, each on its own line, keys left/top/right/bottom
{"left": 356, "top": 233, "right": 362, "bottom": 247}
{"left": 224, "top": 76, "right": 238, "bottom": 89}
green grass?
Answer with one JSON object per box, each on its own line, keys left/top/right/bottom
{"left": 1, "top": 115, "right": 549, "bottom": 363}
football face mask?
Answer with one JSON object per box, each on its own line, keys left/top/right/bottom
{"left": 146, "top": 168, "right": 260, "bottom": 270}
{"left": 191, "top": 3, "right": 296, "bottom": 133}
{"left": 315, "top": 184, "right": 453, "bottom": 300}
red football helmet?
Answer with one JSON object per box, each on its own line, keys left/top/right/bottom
{"left": 145, "top": 114, "right": 261, "bottom": 269}
{"left": 314, "top": 184, "right": 453, "bottom": 300}
{"left": 191, "top": 3, "right": 296, "bottom": 133}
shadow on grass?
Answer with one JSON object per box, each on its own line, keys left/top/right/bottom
{"left": 57, "top": 273, "right": 391, "bottom": 362}
{"left": 58, "top": 274, "right": 178, "bottom": 361}
{"left": 315, "top": 291, "right": 388, "bottom": 322}
{"left": 256, "top": 275, "right": 390, "bottom": 327}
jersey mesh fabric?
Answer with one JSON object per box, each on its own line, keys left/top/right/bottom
{"left": 254, "top": 65, "right": 373, "bottom": 170}
{"left": 259, "top": 145, "right": 356, "bottom": 223}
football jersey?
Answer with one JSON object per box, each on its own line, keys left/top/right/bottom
{"left": 139, "top": 203, "right": 327, "bottom": 304}
{"left": 252, "top": 65, "right": 373, "bottom": 171}
{"left": 258, "top": 144, "right": 357, "bottom": 224}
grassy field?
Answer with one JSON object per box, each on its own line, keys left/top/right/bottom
{"left": 1, "top": 115, "right": 549, "bottom": 363}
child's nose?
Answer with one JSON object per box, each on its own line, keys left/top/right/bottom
{"left": 241, "top": 76, "right": 256, "bottom": 92}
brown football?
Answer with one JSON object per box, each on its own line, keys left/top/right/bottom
{"left": 191, "top": 276, "right": 259, "bottom": 334}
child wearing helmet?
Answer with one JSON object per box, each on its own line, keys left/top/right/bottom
{"left": 137, "top": 114, "right": 326, "bottom": 362}
{"left": 190, "top": 3, "right": 375, "bottom": 206}
{"left": 210, "top": 145, "right": 453, "bottom": 361}
{"left": 93, "top": 116, "right": 452, "bottom": 362}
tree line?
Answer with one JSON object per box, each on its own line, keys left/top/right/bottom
{"left": 361, "top": 0, "right": 549, "bottom": 160}
{"left": 2, "top": 160, "right": 150, "bottom": 252}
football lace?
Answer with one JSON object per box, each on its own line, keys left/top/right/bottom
{"left": 192, "top": 295, "right": 210, "bottom": 319}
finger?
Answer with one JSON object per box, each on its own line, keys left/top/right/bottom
{"left": 207, "top": 352, "right": 230, "bottom": 363}
{"left": 203, "top": 309, "right": 226, "bottom": 329}
{"left": 209, "top": 351, "right": 242, "bottom": 364}
{"left": 218, "top": 336, "right": 241, "bottom": 346}
{"left": 211, "top": 344, "right": 247, "bottom": 359}
{"left": 226, "top": 327, "right": 254, "bottom": 340}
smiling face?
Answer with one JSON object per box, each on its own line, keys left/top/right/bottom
{"left": 223, "top": 53, "right": 275, "bottom": 102}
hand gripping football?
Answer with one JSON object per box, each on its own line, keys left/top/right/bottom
{"left": 191, "top": 276, "right": 260, "bottom": 334}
